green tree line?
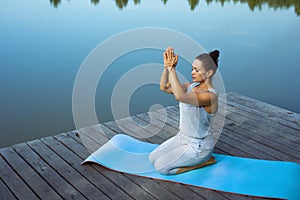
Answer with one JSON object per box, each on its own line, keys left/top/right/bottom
{"left": 50, "top": 0, "right": 300, "bottom": 15}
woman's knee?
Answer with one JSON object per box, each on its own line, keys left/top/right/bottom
{"left": 154, "top": 163, "right": 169, "bottom": 175}
{"left": 153, "top": 158, "right": 175, "bottom": 175}
{"left": 148, "top": 153, "right": 154, "bottom": 164}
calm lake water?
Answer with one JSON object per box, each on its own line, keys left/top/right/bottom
{"left": 1, "top": 0, "right": 300, "bottom": 147}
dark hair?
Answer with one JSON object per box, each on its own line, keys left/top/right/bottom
{"left": 195, "top": 50, "right": 220, "bottom": 74}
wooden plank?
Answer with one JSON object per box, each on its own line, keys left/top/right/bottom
{"left": 0, "top": 146, "right": 62, "bottom": 200}
{"left": 63, "top": 132, "right": 157, "bottom": 200}
{"left": 91, "top": 123, "right": 118, "bottom": 138}
{"left": 129, "top": 115, "right": 168, "bottom": 143}
{"left": 220, "top": 130, "right": 278, "bottom": 160}
{"left": 164, "top": 106, "right": 180, "bottom": 119}
{"left": 224, "top": 118, "right": 300, "bottom": 162}
{"left": 27, "top": 139, "right": 110, "bottom": 200}
{"left": 224, "top": 104, "right": 300, "bottom": 151}
{"left": 78, "top": 125, "right": 112, "bottom": 151}
{"left": 221, "top": 96, "right": 300, "bottom": 141}
{"left": 225, "top": 127, "right": 297, "bottom": 162}
{"left": 41, "top": 134, "right": 133, "bottom": 200}
{"left": 75, "top": 127, "right": 105, "bottom": 154}
{"left": 226, "top": 93, "right": 300, "bottom": 133}
{"left": 115, "top": 117, "right": 163, "bottom": 144}
{"left": 136, "top": 113, "right": 178, "bottom": 140}
{"left": 159, "top": 106, "right": 180, "bottom": 127}
{"left": 221, "top": 98, "right": 300, "bottom": 156}
{"left": 12, "top": 142, "right": 85, "bottom": 199}
{"left": 103, "top": 121, "right": 124, "bottom": 134}
{"left": 122, "top": 173, "right": 183, "bottom": 200}
{"left": 189, "top": 187, "right": 257, "bottom": 200}
{"left": 104, "top": 119, "right": 160, "bottom": 145}
{"left": 152, "top": 179, "right": 208, "bottom": 200}
{"left": 0, "top": 178, "right": 16, "bottom": 200}
{"left": 228, "top": 92, "right": 300, "bottom": 123}
{"left": 0, "top": 154, "right": 38, "bottom": 199}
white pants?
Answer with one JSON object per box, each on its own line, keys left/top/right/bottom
{"left": 148, "top": 132, "right": 214, "bottom": 175}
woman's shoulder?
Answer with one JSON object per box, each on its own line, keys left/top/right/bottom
{"left": 184, "top": 82, "right": 193, "bottom": 86}
{"left": 207, "top": 88, "right": 218, "bottom": 96}
{"left": 185, "top": 82, "right": 199, "bottom": 89}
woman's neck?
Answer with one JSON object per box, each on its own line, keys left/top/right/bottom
{"left": 197, "top": 79, "right": 213, "bottom": 90}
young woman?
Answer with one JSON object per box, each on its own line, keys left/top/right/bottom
{"left": 149, "top": 47, "right": 220, "bottom": 175}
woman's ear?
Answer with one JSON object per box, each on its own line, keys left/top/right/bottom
{"left": 206, "top": 69, "right": 213, "bottom": 77}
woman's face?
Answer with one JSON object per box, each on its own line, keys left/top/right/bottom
{"left": 191, "top": 59, "right": 207, "bottom": 82}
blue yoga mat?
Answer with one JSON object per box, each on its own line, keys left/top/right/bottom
{"left": 82, "top": 134, "right": 300, "bottom": 199}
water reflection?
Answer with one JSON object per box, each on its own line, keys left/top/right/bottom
{"left": 50, "top": 0, "right": 60, "bottom": 7}
{"left": 50, "top": 0, "right": 300, "bottom": 15}
{"left": 115, "top": 0, "right": 140, "bottom": 8}
{"left": 91, "top": 0, "right": 101, "bottom": 5}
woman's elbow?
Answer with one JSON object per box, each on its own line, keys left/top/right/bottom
{"left": 175, "top": 94, "right": 183, "bottom": 101}
{"left": 160, "top": 85, "right": 166, "bottom": 91}
{"left": 160, "top": 86, "right": 172, "bottom": 94}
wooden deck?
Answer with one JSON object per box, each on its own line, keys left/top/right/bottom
{"left": 1, "top": 92, "right": 300, "bottom": 200}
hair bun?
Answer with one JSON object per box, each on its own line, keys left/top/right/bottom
{"left": 209, "top": 50, "right": 220, "bottom": 67}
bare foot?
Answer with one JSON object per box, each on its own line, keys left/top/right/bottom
{"left": 176, "top": 156, "right": 216, "bottom": 174}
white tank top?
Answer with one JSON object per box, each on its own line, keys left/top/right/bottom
{"left": 179, "top": 82, "right": 218, "bottom": 139}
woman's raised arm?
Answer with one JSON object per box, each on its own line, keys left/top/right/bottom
{"left": 160, "top": 47, "right": 187, "bottom": 94}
